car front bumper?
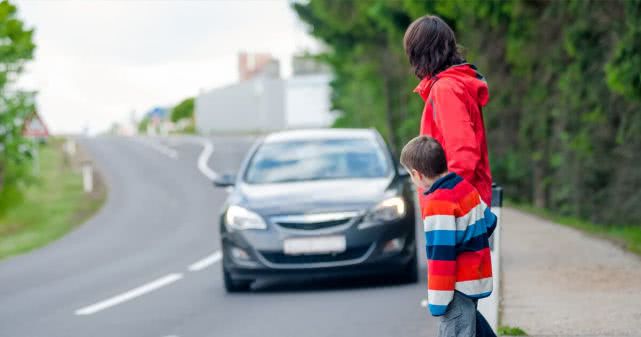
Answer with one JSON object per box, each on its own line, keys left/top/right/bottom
{"left": 221, "top": 216, "right": 417, "bottom": 282}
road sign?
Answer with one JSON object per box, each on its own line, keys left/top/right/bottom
{"left": 22, "top": 111, "right": 49, "bottom": 139}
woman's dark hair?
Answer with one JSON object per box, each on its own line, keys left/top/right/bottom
{"left": 403, "top": 15, "right": 464, "bottom": 79}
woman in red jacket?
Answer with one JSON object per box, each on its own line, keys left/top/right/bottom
{"left": 404, "top": 15, "right": 492, "bottom": 207}
{"left": 404, "top": 15, "right": 497, "bottom": 337}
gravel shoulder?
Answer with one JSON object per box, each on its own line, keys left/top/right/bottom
{"left": 501, "top": 207, "right": 641, "bottom": 336}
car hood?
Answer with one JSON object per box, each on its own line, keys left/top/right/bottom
{"left": 236, "top": 177, "right": 393, "bottom": 216}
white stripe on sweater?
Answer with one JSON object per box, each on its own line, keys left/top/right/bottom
{"left": 424, "top": 214, "right": 456, "bottom": 232}
{"left": 427, "top": 289, "right": 454, "bottom": 306}
{"left": 455, "top": 200, "right": 488, "bottom": 230}
{"left": 455, "top": 277, "right": 493, "bottom": 296}
{"left": 424, "top": 201, "right": 488, "bottom": 233}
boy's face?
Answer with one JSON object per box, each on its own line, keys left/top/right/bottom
{"left": 408, "top": 168, "right": 438, "bottom": 190}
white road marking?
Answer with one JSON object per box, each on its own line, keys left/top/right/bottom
{"left": 74, "top": 137, "right": 223, "bottom": 317}
{"left": 420, "top": 299, "right": 428, "bottom": 308}
{"left": 75, "top": 273, "right": 183, "bottom": 315}
{"left": 163, "top": 136, "right": 218, "bottom": 180}
{"left": 137, "top": 137, "right": 179, "bottom": 159}
{"left": 188, "top": 251, "right": 222, "bottom": 272}
{"left": 196, "top": 139, "right": 217, "bottom": 180}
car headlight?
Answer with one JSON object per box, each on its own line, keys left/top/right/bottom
{"left": 224, "top": 205, "right": 267, "bottom": 231}
{"left": 360, "top": 197, "right": 406, "bottom": 228}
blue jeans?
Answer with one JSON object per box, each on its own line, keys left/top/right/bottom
{"left": 437, "top": 292, "right": 497, "bottom": 337}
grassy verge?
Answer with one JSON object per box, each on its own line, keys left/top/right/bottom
{"left": 498, "top": 325, "right": 527, "bottom": 336}
{"left": 508, "top": 201, "right": 641, "bottom": 256}
{"left": 0, "top": 138, "right": 106, "bottom": 259}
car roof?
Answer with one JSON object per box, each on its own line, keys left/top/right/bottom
{"left": 263, "top": 128, "right": 380, "bottom": 143}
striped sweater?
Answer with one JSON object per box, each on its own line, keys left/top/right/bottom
{"left": 422, "top": 172, "right": 497, "bottom": 316}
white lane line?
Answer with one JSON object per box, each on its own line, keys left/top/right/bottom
{"left": 420, "top": 299, "right": 428, "bottom": 308}
{"left": 196, "top": 139, "right": 217, "bottom": 180}
{"left": 137, "top": 137, "right": 179, "bottom": 159}
{"left": 163, "top": 136, "right": 217, "bottom": 180}
{"left": 75, "top": 273, "right": 183, "bottom": 315}
{"left": 188, "top": 250, "right": 222, "bottom": 272}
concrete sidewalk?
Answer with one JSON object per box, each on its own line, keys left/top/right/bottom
{"left": 501, "top": 208, "right": 641, "bottom": 337}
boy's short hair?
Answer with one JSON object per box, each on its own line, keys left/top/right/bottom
{"left": 400, "top": 136, "right": 447, "bottom": 178}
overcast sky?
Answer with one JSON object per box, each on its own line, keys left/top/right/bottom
{"left": 13, "top": 0, "right": 318, "bottom": 134}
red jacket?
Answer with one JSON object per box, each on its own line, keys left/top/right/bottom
{"left": 414, "top": 64, "right": 492, "bottom": 206}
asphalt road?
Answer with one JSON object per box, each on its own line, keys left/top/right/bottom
{"left": 0, "top": 135, "right": 438, "bottom": 337}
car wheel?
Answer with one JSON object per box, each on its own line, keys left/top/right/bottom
{"left": 223, "top": 266, "right": 251, "bottom": 292}
{"left": 398, "top": 254, "right": 418, "bottom": 284}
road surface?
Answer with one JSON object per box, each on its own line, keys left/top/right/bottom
{"left": 0, "top": 135, "right": 438, "bottom": 337}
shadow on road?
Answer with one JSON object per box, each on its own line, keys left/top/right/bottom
{"left": 241, "top": 273, "right": 425, "bottom": 294}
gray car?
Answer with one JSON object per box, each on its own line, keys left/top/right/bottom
{"left": 213, "top": 129, "right": 419, "bottom": 292}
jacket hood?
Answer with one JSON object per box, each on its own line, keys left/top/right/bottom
{"left": 413, "top": 63, "right": 489, "bottom": 107}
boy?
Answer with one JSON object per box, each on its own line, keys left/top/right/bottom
{"left": 400, "top": 136, "right": 497, "bottom": 337}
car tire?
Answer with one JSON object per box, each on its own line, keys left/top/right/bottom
{"left": 398, "top": 254, "right": 419, "bottom": 284}
{"left": 223, "top": 266, "right": 251, "bottom": 293}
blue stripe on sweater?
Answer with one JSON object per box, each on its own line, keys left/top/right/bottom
{"left": 427, "top": 234, "right": 490, "bottom": 260}
{"left": 425, "top": 230, "right": 457, "bottom": 246}
{"left": 428, "top": 304, "right": 448, "bottom": 316}
{"left": 426, "top": 214, "right": 494, "bottom": 247}
{"left": 426, "top": 244, "right": 457, "bottom": 260}
{"left": 459, "top": 233, "right": 490, "bottom": 252}
{"left": 484, "top": 207, "right": 497, "bottom": 236}
{"left": 463, "top": 291, "right": 492, "bottom": 299}
{"left": 460, "top": 218, "right": 489, "bottom": 244}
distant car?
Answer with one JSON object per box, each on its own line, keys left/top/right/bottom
{"left": 214, "top": 129, "right": 418, "bottom": 292}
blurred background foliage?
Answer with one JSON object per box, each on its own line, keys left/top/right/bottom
{"left": 0, "top": 0, "right": 36, "bottom": 214}
{"left": 294, "top": 0, "right": 641, "bottom": 226}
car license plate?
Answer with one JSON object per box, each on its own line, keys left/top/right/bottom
{"left": 283, "top": 236, "right": 346, "bottom": 255}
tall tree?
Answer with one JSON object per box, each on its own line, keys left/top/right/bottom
{"left": 0, "top": 0, "right": 36, "bottom": 194}
{"left": 294, "top": 0, "right": 641, "bottom": 226}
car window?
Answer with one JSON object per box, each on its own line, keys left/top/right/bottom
{"left": 244, "top": 138, "right": 390, "bottom": 184}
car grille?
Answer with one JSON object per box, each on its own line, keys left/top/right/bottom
{"left": 270, "top": 211, "right": 359, "bottom": 231}
{"left": 260, "top": 246, "right": 371, "bottom": 265}
{"left": 275, "top": 218, "right": 351, "bottom": 230}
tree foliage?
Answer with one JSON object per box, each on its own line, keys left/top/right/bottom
{"left": 170, "top": 97, "right": 194, "bottom": 123}
{"left": 0, "top": 0, "right": 36, "bottom": 194}
{"left": 294, "top": 0, "right": 641, "bottom": 226}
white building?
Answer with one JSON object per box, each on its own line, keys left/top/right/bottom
{"left": 195, "top": 78, "right": 286, "bottom": 133}
{"left": 195, "top": 55, "right": 335, "bottom": 134}
{"left": 285, "top": 73, "right": 334, "bottom": 129}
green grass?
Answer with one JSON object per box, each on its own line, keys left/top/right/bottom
{"left": 498, "top": 325, "right": 527, "bottom": 336}
{"left": 508, "top": 201, "right": 641, "bottom": 256}
{"left": 0, "top": 139, "right": 106, "bottom": 259}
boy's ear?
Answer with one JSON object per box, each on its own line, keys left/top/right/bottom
{"left": 410, "top": 168, "right": 422, "bottom": 180}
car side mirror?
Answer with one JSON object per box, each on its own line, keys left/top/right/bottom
{"left": 213, "top": 173, "right": 236, "bottom": 188}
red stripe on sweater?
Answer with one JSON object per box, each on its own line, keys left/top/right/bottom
{"left": 422, "top": 199, "right": 457, "bottom": 217}
{"left": 455, "top": 248, "right": 493, "bottom": 281}
{"left": 458, "top": 190, "right": 483, "bottom": 217}
{"left": 423, "top": 185, "right": 482, "bottom": 218}
{"left": 429, "top": 181, "right": 475, "bottom": 203}
{"left": 427, "top": 274, "right": 456, "bottom": 291}
{"left": 428, "top": 259, "right": 456, "bottom": 275}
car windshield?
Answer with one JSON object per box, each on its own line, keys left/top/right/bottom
{"left": 244, "top": 138, "right": 390, "bottom": 184}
